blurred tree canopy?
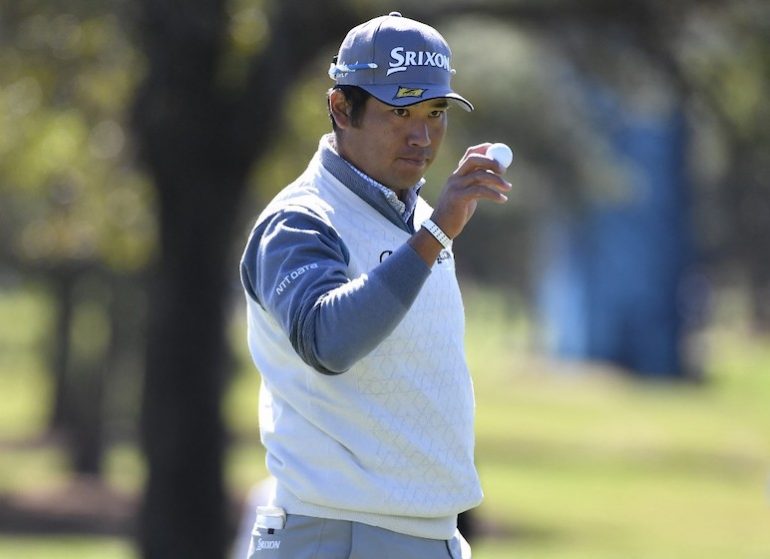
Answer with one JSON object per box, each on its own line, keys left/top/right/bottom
{"left": 1, "top": 0, "right": 152, "bottom": 271}
{"left": 1, "top": 0, "right": 768, "bottom": 557}
{"left": 435, "top": 0, "right": 770, "bottom": 327}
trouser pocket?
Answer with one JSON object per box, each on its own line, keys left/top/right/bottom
{"left": 247, "top": 506, "right": 286, "bottom": 557}
{"left": 247, "top": 512, "right": 352, "bottom": 559}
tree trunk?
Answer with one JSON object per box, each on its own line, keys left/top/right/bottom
{"left": 48, "top": 268, "right": 76, "bottom": 436}
{"left": 139, "top": 183, "right": 236, "bottom": 557}
{"left": 70, "top": 271, "right": 114, "bottom": 476}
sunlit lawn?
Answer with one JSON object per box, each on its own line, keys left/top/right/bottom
{"left": 1, "top": 285, "right": 769, "bottom": 558}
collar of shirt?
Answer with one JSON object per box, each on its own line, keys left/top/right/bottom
{"left": 324, "top": 135, "right": 424, "bottom": 224}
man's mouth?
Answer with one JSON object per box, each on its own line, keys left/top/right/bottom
{"left": 398, "top": 154, "right": 430, "bottom": 167}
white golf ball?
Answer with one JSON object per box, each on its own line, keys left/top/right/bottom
{"left": 487, "top": 143, "right": 513, "bottom": 169}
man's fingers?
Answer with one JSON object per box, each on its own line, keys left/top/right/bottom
{"left": 454, "top": 152, "right": 506, "bottom": 176}
{"left": 434, "top": 155, "right": 512, "bottom": 238}
{"left": 452, "top": 169, "right": 512, "bottom": 196}
{"left": 468, "top": 184, "right": 509, "bottom": 203}
{"left": 460, "top": 143, "right": 492, "bottom": 160}
{"left": 451, "top": 182, "right": 509, "bottom": 204}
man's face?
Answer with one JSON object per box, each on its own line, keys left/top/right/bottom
{"left": 335, "top": 95, "right": 449, "bottom": 191}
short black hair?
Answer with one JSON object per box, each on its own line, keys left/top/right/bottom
{"left": 328, "top": 85, "right": 372, "bottom": 131}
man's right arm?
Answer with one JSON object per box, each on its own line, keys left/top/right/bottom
{"left": 241, "top": 208, "right": 431, "bottom": 374}
{"left": 409, "top": 144, "right": 512, "bottom": 266}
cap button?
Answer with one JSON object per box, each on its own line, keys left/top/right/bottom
{"left": 388, "top": 11, "right": 402, "bottom": 17}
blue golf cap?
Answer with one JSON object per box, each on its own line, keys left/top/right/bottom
{"left": 329, "top": 12, "right": 474, "bottom": 111}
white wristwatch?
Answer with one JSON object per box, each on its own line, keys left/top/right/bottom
{"left": 421, "top": 218, "right": 452, "bottom": 249}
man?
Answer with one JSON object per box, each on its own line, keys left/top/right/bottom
{"left": 240, "top": 11, "right": 511, "bottom": 559}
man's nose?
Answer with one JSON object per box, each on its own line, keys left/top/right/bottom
{"left": 408, "top": 122, "right": 431, "bottom": 147}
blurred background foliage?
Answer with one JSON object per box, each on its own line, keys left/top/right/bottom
{"left": 1, "top": 1, "right": 153, "bottom": 271}
{"left": 1, "top": 0, "right": 769, "bottom": 558}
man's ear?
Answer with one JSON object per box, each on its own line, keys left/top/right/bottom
{"left": 329, "top": 89, "right": 353, "bottom": 130}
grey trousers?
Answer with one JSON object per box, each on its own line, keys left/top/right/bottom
{"left": 246, "top": 512, "right": 471, "bottom": 559}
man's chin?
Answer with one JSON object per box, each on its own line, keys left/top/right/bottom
{"left": 391, "top": 163, "right": 429, "bottom": 187}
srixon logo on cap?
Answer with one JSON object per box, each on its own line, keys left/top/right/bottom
{"left": 387, "top": 47, "right": 451, "bottom": 76}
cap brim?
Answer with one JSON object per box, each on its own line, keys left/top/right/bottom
{"left": 359, "top": 84, "right": 474, "bottom": 112}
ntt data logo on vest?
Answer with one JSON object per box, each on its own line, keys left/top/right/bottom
{"left": 255, "top": 538, "right": 281, "bottom": 551}
{"left": 387, "top": 47, "right": 450, "bottom": 76}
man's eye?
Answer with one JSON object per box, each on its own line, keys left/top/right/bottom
{"left": 430, "top": 110, "right": 446, "bottom": 118}
{"left": 393, "top": 108, "right": 409, "bottom": 117}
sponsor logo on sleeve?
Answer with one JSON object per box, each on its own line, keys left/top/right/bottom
{"left": 276, "top": 263, "right": 319, "bottom": 295}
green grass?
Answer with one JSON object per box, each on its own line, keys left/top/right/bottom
{"left": 0, "top": 536, "right": 135, "bottom": 559}
{"left": 2, "top": 285, "right": 770, "bottom": 558}
{"left": 0, "top": 285, "right": 52, "bottom": 440}
{"left": 463, "top": 289, "right": 770, "bottom": 559}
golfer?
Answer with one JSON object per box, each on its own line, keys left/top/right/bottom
{"left": 240, "top": 11, "right": 511, "bottom": 558}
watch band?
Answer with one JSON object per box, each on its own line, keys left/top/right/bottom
{"left": 421, "top": 218, "right": 452, "bottom": 249}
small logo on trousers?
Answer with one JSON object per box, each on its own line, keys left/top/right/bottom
{"left": 256, "top": 538, "right": 281, "bottom": 551}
